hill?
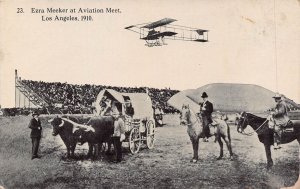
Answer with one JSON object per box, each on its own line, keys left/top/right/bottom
{"left": 168, "top": 83, "right": 299, "bottom": 113}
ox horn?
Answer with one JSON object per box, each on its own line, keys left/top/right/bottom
{"left": 59, "top": 120, "right": 65, "bottom": 127}
{"left": 48, "top": 118, "right": 54, "bottom": 123}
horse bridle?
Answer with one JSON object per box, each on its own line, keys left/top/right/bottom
{"left": 241, "top": 115, "right": 247, "bottom": 130}
{"left": 181, "top": 108, "right": 198, "bottom": 126}
{"left": 239, "top": 113, "right": 268, "bottom": 136}
{"left": 186, "top": 109, "right": 202, "bottom": 126}
{"left": 238, "top": 115, "right": 252, "bottom": 135}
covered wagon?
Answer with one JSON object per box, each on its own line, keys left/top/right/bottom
{"left": 93, "top": 89, "right": 155, "bottom": 154}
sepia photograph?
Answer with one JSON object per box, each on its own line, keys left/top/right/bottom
{"left": 0, "top": 0, "right": 300, "bottom": 188}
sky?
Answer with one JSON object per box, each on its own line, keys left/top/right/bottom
{"left": 0, "top": 0, "right": 300, "bottom": 108}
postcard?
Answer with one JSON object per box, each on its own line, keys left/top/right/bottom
{"left": 0, "top": 0, "right": 299, "bottom": 188}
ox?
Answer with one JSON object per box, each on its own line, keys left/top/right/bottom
{"left": 48, "top": 116, "right": 114, "bottom": 158}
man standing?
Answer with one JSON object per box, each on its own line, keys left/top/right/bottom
{"left": 199, "top": 92, "right": 213, "bottom": 142}
{"left": 28, "top": 112, "right": 42, "bottom": 159}
{"left": 271, "top": 93, "right": 290, "bottom": 150}
{"left": 111, "top": 103, "right": 126, "bottom": 163}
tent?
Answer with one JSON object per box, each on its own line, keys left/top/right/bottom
{"left": 167, "top": 93, "right": 200, "bottom": 113}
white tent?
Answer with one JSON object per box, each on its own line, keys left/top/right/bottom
{"left": 167, "top": 93, "right": 200, "bottom": 113}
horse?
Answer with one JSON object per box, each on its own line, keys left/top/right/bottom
{"left": 236, "top": 111, "right": 300, "bottom": 168}
{"left": 180, "top": 104, "right": 233, "bottom": 163}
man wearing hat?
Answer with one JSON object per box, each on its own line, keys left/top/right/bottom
{"left": 28, "top": 112, "right": 42, "bottom": 159}
{"left": 111, "top": 101, "right": 126, "bottom": 163}
{"left": 199, "top": 92, "right": 214, "bottom": 142}
{"left": 271, "top": 93, "right": 290, "bottom": 149}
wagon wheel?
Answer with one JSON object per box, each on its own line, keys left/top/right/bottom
{"left": 129, "top": 127, "right": 141, "bottom": 154}
{"left": 146, "top": 120, "right": 155, "bottom": 149}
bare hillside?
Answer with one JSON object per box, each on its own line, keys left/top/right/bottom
{"left": 170, "top": 83, "right": 299, "bottom": 112}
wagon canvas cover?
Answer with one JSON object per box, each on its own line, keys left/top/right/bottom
{"left": 94, "top": 89, "right": 154, "bottom": 119}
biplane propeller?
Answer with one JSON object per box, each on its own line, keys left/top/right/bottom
{"left": 125, "top": 18, "right": 208, "bottom": 47}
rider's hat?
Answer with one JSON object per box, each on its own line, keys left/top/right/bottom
{"left": 201, "top": 92, "right": 208, "bottom": 98}
{"left": 272, "top": 93, "right": 282, "bottom": 99}
{"left": 32, "top": 111, "right": 39, "bottom": 116}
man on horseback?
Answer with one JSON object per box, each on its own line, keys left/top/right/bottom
{"left": 270, "top": 93, "right": 291, "bottom": 149}
{"left": 199, "top": 92, "right": 213, "bottom": 142}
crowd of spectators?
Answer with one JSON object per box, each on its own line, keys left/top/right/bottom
{"left": 1, "top": 107, "right": 47, "bottom": 116}
{"left": 8, "top": 79, "right": 179, "bottom": 115}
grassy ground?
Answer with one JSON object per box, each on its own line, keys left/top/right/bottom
{"left": 0, "top": 114, "right": 299, "bottom": 189}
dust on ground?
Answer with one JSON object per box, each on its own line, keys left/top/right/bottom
{"left": 0, "top": 115, "right": 298, "bottom": 189}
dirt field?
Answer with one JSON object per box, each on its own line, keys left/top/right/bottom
{"left": 0, "top": 114, "right": 299, "bottom": 189}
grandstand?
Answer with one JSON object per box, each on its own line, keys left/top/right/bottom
{"left": 4, "top": 70, "right": 179, "bottom": 116}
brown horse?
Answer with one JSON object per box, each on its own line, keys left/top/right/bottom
{"left": 180, "top": 104, "right": 233, "bottom": 163}
{"left": 236, "top": 112, "right": 300, "bottom": 169}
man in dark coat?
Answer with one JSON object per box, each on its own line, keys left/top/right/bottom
{"left": 125, "top": 100, "right": 134, "bottom": 117}
{"left": 199, "top": 92, "right": 213, "bottom": 142}
{"left": 28, "top": 112, "right": 42, "bottom": 159}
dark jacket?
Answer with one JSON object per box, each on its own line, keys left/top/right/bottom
{"left": 200, "top": 100, "right": 213, "bottom": 122}
{"left": 125, "top": 106, "right": 134, "bottom": 117}
{"left": 28, "top": 118, "right": 42, "bottom": 138}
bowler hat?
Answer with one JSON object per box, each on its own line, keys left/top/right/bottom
{"left": 272, "top": 93, "right": 281, "bottom": 99}
{"left": 32, "top": 112, "right": 39, "bottom": 116}
{"left": 201, "top": 92, "right": 208, "bottom": 98}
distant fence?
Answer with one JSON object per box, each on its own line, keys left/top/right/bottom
{"left": 0, "top": 107, "right": 93, "bottom": 116}
{"left": 1, "top": 107, "right": 300, "bottom": 122}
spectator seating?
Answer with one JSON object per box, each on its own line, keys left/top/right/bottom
{"left": 4, "top": 79, "right": 180, "bottom": 115}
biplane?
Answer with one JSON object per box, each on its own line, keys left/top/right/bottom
{"left": 125, "top": 18, "right": 208, "bottom": 47}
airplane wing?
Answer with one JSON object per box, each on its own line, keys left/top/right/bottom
{"left": 124, "top": 25, "right": 135, "bottom": 30}
{"left": 162, "top": 27, "right": 209, "bottom": 42}
{"left": 141, "top": 31, "right": 177, "bottom": 40}
{"left": 142, "top": 18, "right": 177, "bottom": 29}
{"left": 195, "top": 29, "right": 208, "bottom": 35}
{"left": 194, "top": 39, "right": 208, "bottom": 42}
